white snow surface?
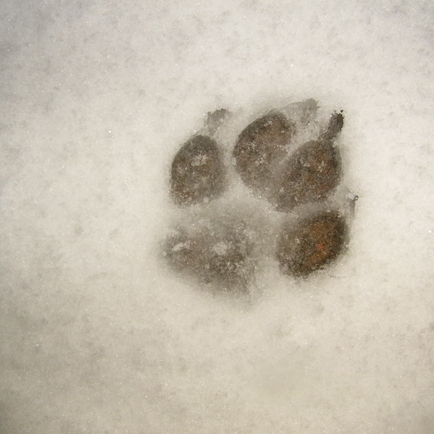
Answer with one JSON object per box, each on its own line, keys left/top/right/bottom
{"left": 1, "top": 1, "right": 434, "bottom": 433}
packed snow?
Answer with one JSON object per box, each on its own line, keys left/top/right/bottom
{"left": 1, "top": 1, "right": 434, "bottom": 433}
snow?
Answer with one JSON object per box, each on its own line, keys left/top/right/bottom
{"left": 1, "top": 0, "right": 434, "bottom": 433}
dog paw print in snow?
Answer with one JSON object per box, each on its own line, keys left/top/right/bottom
{"left": 162, "top": 99, "right": 355, "bottom": 292}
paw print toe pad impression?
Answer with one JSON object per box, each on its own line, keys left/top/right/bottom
{"left": 276, "top": 140, "right": 341, "bottom": 211}
{"left": 233, "top": 112, "right": 295, "bottom": 196}
{"left": 170, "top": 135, "right": 225, "bottom": 206}
{"left": 276, "top": 211, "right": 347, "bottom": 277}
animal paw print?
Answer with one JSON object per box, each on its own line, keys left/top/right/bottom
{"left": 163, "top": 99, "right": 354, "bottom": 292}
